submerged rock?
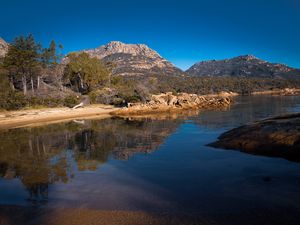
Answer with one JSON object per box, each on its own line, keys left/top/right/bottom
{"left": 209, "top": 113, "right": 300, "bottom": 162}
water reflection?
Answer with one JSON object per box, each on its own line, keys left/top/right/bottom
{"left": 0, "top": 118, "right": 182, "bottom": 204}
{"left": 0, "top": 95, "right": 299, "bottom": 209}
{"left": 193, "top": 95, "right": 300, "bottom": 129}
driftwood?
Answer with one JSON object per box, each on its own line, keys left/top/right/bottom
{"left": 72, "top": 96, "right": 90, "bottom": 109}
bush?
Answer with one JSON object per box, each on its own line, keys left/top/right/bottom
{"left": 26, "top": 96, "right": 62, "bottom": 108}
{"left": 87, "top": 86, "right": 142, "bottom": 106}
{"left": 63, "top": 95, "right": 80, "bottom": 108}
{"left": 0, "top": 91, "right": 28, "bottom": 110}
{"left": 88, "top": 89, "right": 115, "bottom": 105}
{"left": 88, "top": 91, "right": 98, "bottom": 104}
{"left": 112, "top": 97, "right": 124, "bottom": 106}
{"left": 0, "top": 92, "right": 81, "bottom": 110}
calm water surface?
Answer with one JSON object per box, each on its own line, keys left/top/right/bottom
{"left": 1, "top": 95, "right": 300, "bottom": 216}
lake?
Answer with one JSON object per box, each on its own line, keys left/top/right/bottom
{"left": 1, "top": 95, "right": 300, "bottom": 224}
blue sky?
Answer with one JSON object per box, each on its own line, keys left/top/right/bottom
{"left": 0, "top": 0, "right": 299, "bottom": 70}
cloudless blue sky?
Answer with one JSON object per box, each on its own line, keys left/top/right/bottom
{"left": 0, "top": 0, "right": 299, "bottom": 70}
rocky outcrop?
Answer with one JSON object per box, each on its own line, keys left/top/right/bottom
{"left": 186, "top": 55, "right": 300, "bottom": 79}
{"left": 0, "top": 38, "right": 9, "bottom": 58}
{"left": 112, "top": 92, "right": 233, "bottom": 116}
{"left": 209, "top": 113, "right": 300, "bottom": 162}
{"left": 82, "top": 41, "right": 184, "bottom": 77}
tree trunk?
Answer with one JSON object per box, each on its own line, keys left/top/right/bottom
{"left": 37, "top": 76, "right": 40, "bottom": 90}
{"left": 9, "top": 77, "right": 15, "bottom": 91}
{"left": 77, "top": 73, "right": 84, "bottom": 92}
{"left": 31, "top": 77, "right": 34, "bottom": 94}
{"left": 108, "top": 73, "right": 111, "bottom": 89}
{"left": 22, "top": 76, "right": 27, "bottom": 95}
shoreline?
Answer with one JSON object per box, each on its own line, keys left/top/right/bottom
{"left": 251, "top": 88, "right": 300, "bottom": 96}
{"left": 0, "top": 89, "right": 299, "bottom": 130}
{"left": 0, "top": 92, "right": 237, "bottom": 129}
{"left": 0, "top": 105, "right": 118, "bottom": 130}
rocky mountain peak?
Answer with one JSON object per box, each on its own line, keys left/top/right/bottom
{"left": 0, "top": 38, "right": 9, "bottom": 58}
{"left": 104, "top": 41, "right": 128, "bottom": 51}
{"left": 235, "top": 54, "right": 258, "bottom": 61}
{"left": 81, "top": 41, "right": 183, "bottom": 77}
{"left": 85, "top": 41, "right": 162, "bottom": 60}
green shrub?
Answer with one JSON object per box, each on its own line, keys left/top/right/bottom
{"left": 0, "top": 91, "right": 28, "bottom": 110}
{"left": 63, "top": 95, "right": 80, "bottom": 108}
{"left": 112, "top": 97, "right": 124, "bottom": 106}
{"left": 88, "top": 91, "right": 98, "bottom": 104}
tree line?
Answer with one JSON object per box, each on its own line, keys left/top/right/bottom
{"left": 0, "top": 34, "right": 116, "bottom": 109}
{"left": 2, "top": 34, "right": 62, "bottom": 94}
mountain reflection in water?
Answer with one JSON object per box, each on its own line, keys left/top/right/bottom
{"left": 0, "top": 118, "right": 182, "bottom": 204}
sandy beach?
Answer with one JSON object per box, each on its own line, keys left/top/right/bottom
{"left": 0, "top": 105, "right": 118, "bottom": 129}
{"left": 0, "top": 92, "right": 236, "bottom": 129}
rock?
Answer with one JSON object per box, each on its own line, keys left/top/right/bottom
{"left": 218, "top": 91, "right": 239, "bottom": 97}
{"left": 112, "top": 92, "right": 233, "bottom": 116}
{"left": 168, "top": 94, "right": 178, "bottom": 106}
{"left": 0, "top": 38, "right": 9, "bottom": 58}
{"left": 208, "top": 113, "right": 300, "bottom": 162}
{"left": 282, "top": 88, "right": 300, "bottom": 96}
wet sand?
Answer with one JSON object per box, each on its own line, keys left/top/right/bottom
{"left": 0, "top": 105, "right": 118, "bottom": 129}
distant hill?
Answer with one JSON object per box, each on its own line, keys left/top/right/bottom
{"left": 82, "top": 41, "right": 184, "bottom": 77}
{"left": 186, "top": 55, "right": 300, "bottom": 79}
{"left": 0, "top": 38, "right": 9, "bottom": 58}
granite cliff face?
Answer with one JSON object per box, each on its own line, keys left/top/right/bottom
{"left": 83, "top": 41, "right": 183, "bottom": 77}
{"left": 0, "top": 38, "right": 9, "bottom": 58}
{"left": 186, "top": 55, "right": 300, "bottom": 78}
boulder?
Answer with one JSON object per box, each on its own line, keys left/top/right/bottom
{"left": 208, "top": 113, "right": 300, "bottom": 162}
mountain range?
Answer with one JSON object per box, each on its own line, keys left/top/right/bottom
{"left": 186, "top": 55, "right": 300, "bottom": 78}
{"left": 1, "top": 38, "right": 299, "bottom": 78}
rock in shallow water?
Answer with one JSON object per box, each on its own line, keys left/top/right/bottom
{"left": 112, "top": 92, "right": 233, "bottom": 116}
{"left": 208, "top": 113, "right": 300, "bottom": 162}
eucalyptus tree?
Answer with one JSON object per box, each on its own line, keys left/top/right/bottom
{"left": 64, "top": 52, "right": 109, "bottom": 93}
